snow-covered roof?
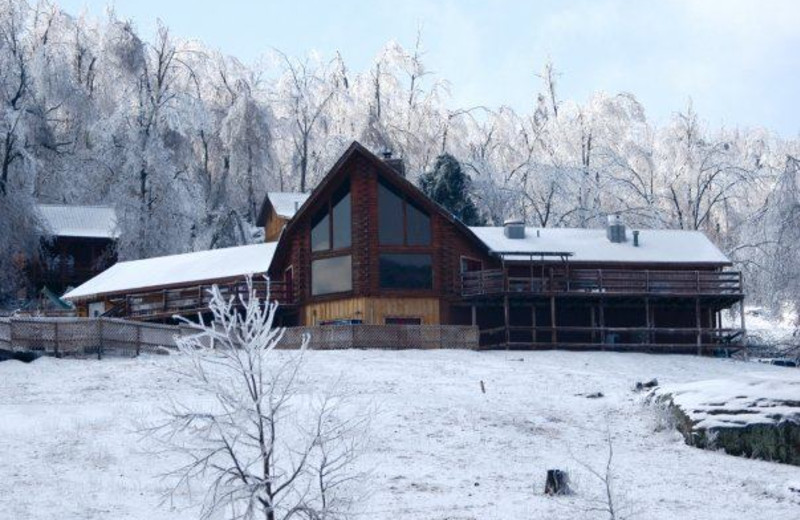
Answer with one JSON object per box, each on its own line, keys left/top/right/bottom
{"left": 469, "top": 227, "right": 731, "bottom": 265}
{"left": 37, "top": 204, "right": 119, "bottom": 239}
{"left": 64, "top": 242, "right": 277, "bottom": 301}
{"left": 268, "top": 192, "right": 310, "bottom": 219}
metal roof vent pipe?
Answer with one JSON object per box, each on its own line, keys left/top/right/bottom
{"left": 503, "top": 218, "right": 526, "bottom": 239}
{"left": 633, "top": 230, "right": 640, "bottom": 247}
{"left": 606, "top": 215, "right": 627, "bottom": 243}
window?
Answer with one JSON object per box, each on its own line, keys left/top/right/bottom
{"left": 378, "top": 180, "right": 431, "bottom": 246}
{"left": 379, "top": 253, "right": 433, "bottom": 289}
{"left": 378, "top": 182, "right": 404, "bottom": 245}
{"left": 320, "top": 319, "right": 363, "bottom": 325}
{"left": 331, "top": 190, "right": 351, "bottom": 248}
{"left": 406, "top": 202, "right": 431, "bottom": 245}
{"left": 311, "top": 181, "right": 351, "bottom": 252}
{"left": 311, "top": 211, "right": 330, "bottom": 252}
{"left": 311, "top": 255, "right": 352, "bottom": 295}
{"left": 460, "top": 257, "right": 483, "bottom": 273}
{"left": 385, "top": 317, "right": 422, "bottom": 325}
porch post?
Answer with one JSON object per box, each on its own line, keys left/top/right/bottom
{"left": 695, "top": 297, "right": 702, "bottom": 355}
{"left": 598, "top": 299, "right": 605, "bottom": 350}
{"left": 708, "top": 307, "right": 714, "bottom": 345}
{"left": 531, "top": 304, "right": 537, "bottom": 346}
{"left": 550, "top": 296, "right": 557, "bottom": 345}
{"left": 504, "top": 296, "right": 510, "bottom": 349}
{"left": 739, "top": 298, "right": 747, "bottom": 344}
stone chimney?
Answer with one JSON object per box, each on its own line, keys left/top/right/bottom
{"left": 382, "top": 149, "right": 405, "bottom": 177}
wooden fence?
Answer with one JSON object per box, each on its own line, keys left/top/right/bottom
{"left": 0, "top": 318, "right": 480, "bottom": 356}
{"left": 280, "top": 324, "right": 480, "bottom": 351}
{"left": 0, "top": 317, "right": 194, "bottom": 357}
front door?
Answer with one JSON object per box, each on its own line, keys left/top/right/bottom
{"left": 88, "top": 301, "right": 106, "bottom": 318}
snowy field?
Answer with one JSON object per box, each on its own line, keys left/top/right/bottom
{"left": 1, "top": 350, "right": 799, "bottom": 519}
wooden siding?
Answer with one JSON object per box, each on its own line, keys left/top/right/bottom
{"left": 262, "top": 142, "right": 745, "bottom": 351}
{"left": 264, "top": 208, "right": 288, "bottom": 242}
{"left": 303, "top": 297, "right": 440, "bottom": 325}
{"left": 33, "top": 236, "right": 116, "bottom": 293}
{"left": 269, "top": 150, "right": 496, "bottom": 309}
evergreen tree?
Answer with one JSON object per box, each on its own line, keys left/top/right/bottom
{"left": 419, "top": 154, "right": 484, "bottom": 225}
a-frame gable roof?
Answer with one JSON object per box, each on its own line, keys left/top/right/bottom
{"left": 269, "top": 141, "right": 491, "bottom": 269}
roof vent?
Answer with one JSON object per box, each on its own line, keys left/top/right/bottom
{"left": 504, "top": 218, "right": 526, "bottom": 239}
{"left": 606, "top": 215, "right": 627, "bottom": 243}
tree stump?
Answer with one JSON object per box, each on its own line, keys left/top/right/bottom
{"left": 635, "top": 378, "right": 659, "bottom": 391}
{"left": 544, "top": 469, "right": 570, "bottom": 496}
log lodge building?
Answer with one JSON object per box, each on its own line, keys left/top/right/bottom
{"left": 65, "top": 141, "right": 745, "bottom": 351}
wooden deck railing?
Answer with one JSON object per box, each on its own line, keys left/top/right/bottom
{"left": 114, "top": 279, "right": 293, "bottom": 321}
{"left": 460, "top": 268, "right": 742, "bottom": 298}
{"left": 478, "top": 325, "right": 745, "bottom": 351}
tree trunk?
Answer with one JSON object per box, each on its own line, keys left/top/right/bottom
{"left": 544, "top": 469, "right": 570, "bottom": 495}
{"left": 300, "top": 136, "right": 308, "bottom": 192}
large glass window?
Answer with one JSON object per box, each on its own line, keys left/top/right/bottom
{"left": 378, "top": 180, "right": 431, "bottom": 246}
{"left": 406, "top": 202, "right": 431, "bottom": 245}
{"left": 332, "top": 191, "right": 351, "bottom": 248}
{"left": 311, "top": 255, "right": 352, "bottom": 295}
{"left": 310, "top": 181, "right": 351, "bottom": 252}
{"left": 311, "top": 211, "right": 330, "bottom": 252}
{"left": 378, "top": 182, "right": 404, "bottom": 245}
{"left": 379, "top": 254, "right": 433, "bottom": 289}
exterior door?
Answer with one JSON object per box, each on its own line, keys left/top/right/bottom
{"left": 88, "top": 301, "right": 106, "bottom": 318}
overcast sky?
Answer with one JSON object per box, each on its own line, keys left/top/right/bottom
{"left": 58, "top": 0, "right": 800, "bottom": 137}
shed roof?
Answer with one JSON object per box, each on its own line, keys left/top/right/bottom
{"left": 469, "top": 226, "right": 731, "bottom": 265}
{"left": 37, "top": 204, "right": 119, "bottom": 239}
{"left": 63, "top": 242, "right": 276, "bottom": 302}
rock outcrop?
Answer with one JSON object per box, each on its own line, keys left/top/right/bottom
{"left": 650, "top": 377, "right": 800, "bottom": 466}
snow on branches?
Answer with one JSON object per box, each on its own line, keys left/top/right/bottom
{"left": 147, "top": 277, "right": 368, "bottom": 520}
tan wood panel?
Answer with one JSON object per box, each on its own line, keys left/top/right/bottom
{"left": 265, "top": 211, "right": 288, "bottom": 242}
{"left": 303, "top": 297, "right": 440, "bottom": 325}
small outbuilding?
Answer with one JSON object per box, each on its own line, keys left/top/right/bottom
{"left": 33, "top": 204, "right": 119, "bottom": 294}
{"left": 64, "top": 243, "right": 280, "bottom": 319}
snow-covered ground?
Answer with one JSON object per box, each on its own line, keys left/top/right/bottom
{"left": 727, "top": 306, "right": 798, "bottom": 346}
{"left": 1, "top": 350, "right": 799, "bottom": 519}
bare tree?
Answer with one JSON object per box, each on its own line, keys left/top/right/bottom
{"left": 150, "top": 277, "right": 367, "bottom": 520}
{"left": 274, "top": 51, "right": 336, "bottom": 192}
{"left": 569, "top": 429, "right": 635, "bottom": 520}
